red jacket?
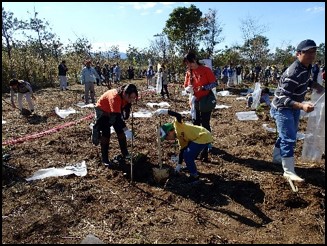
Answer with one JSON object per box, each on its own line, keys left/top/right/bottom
{"left": 184, "top": 65, "right": 216, "bottom": 101}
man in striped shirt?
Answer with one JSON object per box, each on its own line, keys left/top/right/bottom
{"left": 270, "top": 39, "right": 325, "bottom": 182}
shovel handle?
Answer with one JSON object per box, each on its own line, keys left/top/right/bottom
{"left": 157, "top": 124, "right": 162, "bottom": 168}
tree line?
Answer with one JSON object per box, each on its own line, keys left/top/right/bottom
{"left": 2, "top": 5, "right": 325, "bottom": 92}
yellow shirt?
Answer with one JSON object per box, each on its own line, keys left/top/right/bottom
{"left": 173, "top": 120, "right": 213, "bottom": 150}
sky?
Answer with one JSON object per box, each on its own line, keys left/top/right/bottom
{"left": 2, "top": 2, "right": 325, "bottom": 54}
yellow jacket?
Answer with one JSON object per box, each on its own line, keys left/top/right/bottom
{"left": 173, "top": 120, "right": 213, "bottom": 150}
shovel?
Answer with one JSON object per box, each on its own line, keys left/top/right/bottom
{"left": 153, "top": 124, "right": 169, "bottom": 183}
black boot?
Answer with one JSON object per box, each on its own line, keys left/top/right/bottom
{"left": 92, "top": 123, "right": 100, "bottom": 146}
{"left": 100, "top": 137, "right": 111, "bottom": 167}
{"left": 117, "top": 133, "right": 129, "bottom": 158}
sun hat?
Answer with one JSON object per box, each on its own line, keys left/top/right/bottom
{"left": 296, "top": 39, "right": 317, "bottom": 51}
{"left": 160, "top": 123, "right": 174, "bottom": 141}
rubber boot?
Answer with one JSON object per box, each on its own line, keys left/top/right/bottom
{"left": 91, "top": 123, "right": 100, "bottom": 146}
{"left": 282, "top": 157, "right": 304, "bottom": 182}
{"left": 272, "top": 147, "right": 282, "bottom": 164}
{"left": 100, "top": 137, "right": 110, "bottom": 167}
{"left": 117, "top": 133, "right": 129, "bottom": 158}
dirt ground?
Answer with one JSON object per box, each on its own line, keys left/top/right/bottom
{"left": 2, "top": 78, "right": 325, "bottom": 244}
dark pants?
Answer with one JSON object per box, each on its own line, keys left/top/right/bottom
{"left": 161, "top": 84, "right": 169, "bottom": 98}
{"left": 94, "top": 109, "right": 128, "bottom": 163}
{"left": 192, "top": 110, "right": 212, "bottom": 132}
{"left": 192, "top": 110, "right": 212, "bottom": 159}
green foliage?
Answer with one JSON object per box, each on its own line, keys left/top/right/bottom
{"left": 273, "top": 46, "right": 296, "bottom": 68}
{"left": 240, "top": 35, "right": 270, "bottom": 66}
{"left": 2, "top": 5, "right": 325, "bottom": 94}
{"left": 163, "top": 4, "right": 203, "bottom": 54}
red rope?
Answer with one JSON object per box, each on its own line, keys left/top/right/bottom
{"left": 2, "top": 113, "right": 94, "bottom": 146}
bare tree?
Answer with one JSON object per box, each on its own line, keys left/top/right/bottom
{"left": 2, "top": 7, "right": 21, "bottom": 76}
{"left": 109, "top": 45, "right": 121, "bottom": 63}
{"left": 201, "top": 8, "right": 224, "bottom": 58}
{"left": 240, "top": 15, "right": 268, "bottom": 41}
{"left": 21, "top": 7, "right": 58, "bottom": 83}
{"left": 239, "top": 15, "right": 270, "bottom": 66}
{"left": 150, "top": 33, "right": 171, "bottom": 64}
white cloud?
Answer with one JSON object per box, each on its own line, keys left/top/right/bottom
{"left": 120, "top": 2, "right": 157, "bottom": 10}
{"left": 159, "top": 2, "right": 176, "bottom": 6}
{"left": 305, "top": 6, "right": 325, "bottom": 13}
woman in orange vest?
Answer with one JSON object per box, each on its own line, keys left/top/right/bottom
{"left": 92, "top": 84, "right": 138, "bottom": 167}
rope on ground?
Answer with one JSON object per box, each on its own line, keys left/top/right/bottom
{"left": 2, "top": 113, "right": 94, "bottom": 146}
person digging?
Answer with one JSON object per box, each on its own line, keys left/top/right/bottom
{"left": 153, "top": 109, "right": 213, "bottom": 183}
{"left": 91, "top": 84, "right": 138, "bottom": 167}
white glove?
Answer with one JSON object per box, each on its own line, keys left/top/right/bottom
{"left": 153, "top": 108, "right": 169, "bottom": 116}
{"left": 185, "top": 85, "right": 194, "bottom": 95}
{"left": 175, "top": 164, "right": 182, "bottom": 173}
{"left": 171, "top": 155, "right": 179, "bottom": 164}
{"left": 124, "top": 129, "right": 133, "bottom": 140}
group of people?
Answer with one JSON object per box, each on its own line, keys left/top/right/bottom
{"left": 90, "top": 52, "right": 218, "bottom": 182}
{"left": 89, "top": 41, "right": 325, "bottom": 184}
{"left": 9, "top": 39, "right": 325, "bottom": 184}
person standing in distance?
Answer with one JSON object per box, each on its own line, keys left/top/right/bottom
{"left": 81, "top": 60, "right": 100, "bottom": 104}
{"left": 58, "top": 60, "right": 68, "bottom": 90}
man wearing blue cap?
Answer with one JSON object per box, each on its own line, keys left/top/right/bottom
{"left": 153, "top": 109, "right": 213, "bottom": 182}
{"left": 270, "top": 39, "right": 325, "bottom": 182}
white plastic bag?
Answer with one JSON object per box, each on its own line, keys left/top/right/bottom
{"left": 251, "top": 82, "right": 262, "bottom": 110}
{"left": 26, "top": 161, "right": 87, "bottom": 181}
{"left": 301, "top": 91, "right": 325, "bottom": 162}
{"left": 236, "top": 111, "right": 258, "bottom": 121}
{"left": 55, "top": 107, "right": 76, "bottom": 118}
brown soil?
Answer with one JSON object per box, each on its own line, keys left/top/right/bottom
{"left": 2, "top": 79, "right": 325, "bottom": 244}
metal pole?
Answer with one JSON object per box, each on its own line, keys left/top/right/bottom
{"left": 157, "top": 123, "right": 162, "bottom": 169}
{"left": 130, "top": 106, "right": 134, "bottom": 184}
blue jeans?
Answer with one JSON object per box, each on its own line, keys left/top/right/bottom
{"left": 183, "top": 142, "right": 208, "bottom": 176}
{"left": 270, "top": 107, "right": 300, "bottom": 158}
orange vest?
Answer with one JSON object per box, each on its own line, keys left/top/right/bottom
{"left": 96, "top": 89, "right": 128, "bottom": 113}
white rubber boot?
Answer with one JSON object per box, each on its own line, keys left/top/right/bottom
{"left": 272, "top": 147, "right": 282, "bottom": 164}
{"left": 282, "top": 157, "right": 304, "bottom": 182}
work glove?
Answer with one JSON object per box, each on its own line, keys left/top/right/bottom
{"left": 153, "top": 108, "right": 169, "bottom": 116}
{"left": 124, "top": 129, "right": 133, "bottom": 140}
{"left": 185, "top": 85, "right": 194, "bottom": 95}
